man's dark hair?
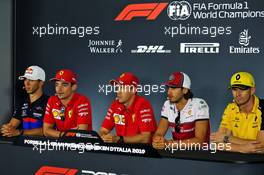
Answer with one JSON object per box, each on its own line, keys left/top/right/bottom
{"left": 183, "top": 89, "right": 193, "bottom": 100}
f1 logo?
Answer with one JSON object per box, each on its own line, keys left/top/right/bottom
{"left": 115, "top": 3, "right": 168, "bottom": 21}
{"left": 35, "top": 166, "right": 78, "bottom": 175}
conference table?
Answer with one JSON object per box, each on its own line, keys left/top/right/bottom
{"left": 0, "top": 134, "right": 263, "bottom": 175}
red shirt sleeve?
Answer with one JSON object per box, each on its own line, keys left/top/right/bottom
{"left": 44, "top": 97, "right": 55, "bottom": 124}
{"left": 101, "top": 101, "right": 116, "bottom": 130}
{"left": 137, "top": 100, "right": 157, "bottom": 133}
{"left": 76, "top": 96, "right": 92, "bottom": 130}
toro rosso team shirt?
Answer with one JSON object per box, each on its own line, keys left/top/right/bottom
{"left": 161, "top": 98, "right": 210, "bottom": 141}
{"left": 44, "top": 93, "right": 92, "bottom": 131}
{"left": 13, "top": 94, "right": 49, "bottom": 130}
{"left": 101, "top": 95, "right": 157, "bottom": 137}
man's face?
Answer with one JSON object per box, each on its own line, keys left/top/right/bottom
{"left": 55, "top": 81, "right": 75, "bottom": 100}
{"left": 167, "top": 87, "right": 185, "bottom": 103}
{"left": 116, "top": 85, "right": 135, "bottom": 104}
{"left": 232, "top": 87, "right": 254, "bottom": 106}
{"left": 24, "top": 79, "right": 41, "bottom": 94}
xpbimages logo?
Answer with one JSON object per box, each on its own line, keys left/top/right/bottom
{"left": 98, "top": 83, "right": 166, "bottom": 96}
{"left": 164, "top": 141, "right": 231, "bottom": 154}
{"left": 32, "top": 24, "right": 100, "bottom": 38}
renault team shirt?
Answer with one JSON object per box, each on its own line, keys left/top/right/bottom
{"left": 220, "top": 95, "right": 264, "bottom": 140}
{"left": 13, "top": 94, "right": 49, "bottom": 130}
{"left": 44, "top": 93, "right": 92, "bottom": 131}
{"left": 161, "top": 98, "right": 210, "bottom": 141}
{"left": 101, "top": 95, "right": 157, "bottom": 136}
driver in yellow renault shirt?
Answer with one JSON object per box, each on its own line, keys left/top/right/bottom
{"left": 211, "top": 72, "right": 264, "bottom": 153}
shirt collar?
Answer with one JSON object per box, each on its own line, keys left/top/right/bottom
{"left": 66, "top": 93, "right": 77, "bottom": 107}
{"left": 170, "top": 98, "right": 191, "bottom": 112}
{"left": 56, "top": 93, "right": 77, "bottom": 107}
{"left": 251, "top": 95, "right": 259, "bottom": 113}
{"left": 127, "top": 95, "right": 139, "bottom": 112}
{"left": 29, "top": 93, "right": 46, "bottom": 106}
{"left": 233, "top": 95, "right": 259, "bottom": 114}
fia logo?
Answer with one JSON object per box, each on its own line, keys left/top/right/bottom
{"left": 167, "top": 1, "right": 192, "bottom": 20}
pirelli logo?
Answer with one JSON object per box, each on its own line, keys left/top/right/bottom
{"left": 180, "top": 43, "right": 220, "bottom": 54}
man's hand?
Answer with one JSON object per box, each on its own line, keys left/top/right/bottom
{"left": 1, "top": 123, "right": 22, "bottom": 137}
{"left": 101, "top": 133, "right": 120, "bottom": 143}
{"left": 1, "top": 123, "right": 13, "bottom": 135}
{"left": 239, "top": 141, "right": 264, "bottom": 153}
{"left": 152, "top": 135, "right": 166, "bottom": 149}
{"left": 210, "top": 131, "right": 227, "bottom": 143}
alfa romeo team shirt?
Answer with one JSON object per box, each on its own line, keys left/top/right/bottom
{"left": 101, "top": 95, "right": 157, "bottom": 136}
{"left": 161, "top": 98, "right": 210, "bottom": 141}
{"left": 44, "top": 93, "right": 92, "bottom": 131}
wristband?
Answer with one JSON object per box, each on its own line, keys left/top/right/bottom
{"left": 223, "top": 135, "right": 229, "bottom": 143}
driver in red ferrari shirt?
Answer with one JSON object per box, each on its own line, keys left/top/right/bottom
{"left": 99, "top": 72, "right": 157, "bottom": 144}
{"left": 43, "top": 69, "right": 92, "bottom": 138}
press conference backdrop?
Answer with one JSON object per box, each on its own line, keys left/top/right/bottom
{"left": 14, "top": 0, "right": 264, "bottom": 134}
{"left": 0, "top": 0, "right": 12, "bottom": 125}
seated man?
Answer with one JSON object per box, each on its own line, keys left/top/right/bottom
{"left": 99, "top": 72, "right": 157, "bottom": 144}
{"left": 1, "top": 65, "right": 49, "bottom": 137}
{"left": 211, "top": 72, "right": 264, "bottom": 153}
{"left": 152, "top": 72, "right": 210, "bottom": 149}
{"left": 43, "top": 69, "right": 92, "bottom": 138}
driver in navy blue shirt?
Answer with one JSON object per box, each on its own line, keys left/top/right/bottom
{"left": 1, "top": 65, "right": 49, "bottom": 137}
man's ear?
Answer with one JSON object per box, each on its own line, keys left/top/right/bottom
{"left": 182, "top": 87, "right": 188, "bottom": 95}
{"left": 251, "top": 87, "right": 256, "bottom": 95}
{"left": 39, "top": 80, "right": 45, "bottom": 88}
{"left": 72, "top": 84, "right": 78, "bottom": 91}
{"left": 131, "top": 85, "right": 137, "bottom": 95}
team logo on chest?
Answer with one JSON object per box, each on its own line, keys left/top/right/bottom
{"left": 52, "top": 109, "right": 61, "bottom": 119}
{"left": 252, "top": 116, "right": 259, "bottom": 128}
{"left": 22, "top": 110, "right": 27, "bottom": 117}
{"left": 68, "top": 109, "right": 73, "bottom": 118}
{"left": 132, "top": 114, "right": 136, "bottom": 123}
{"left": 113, "top": 113, "right": 125, "bottom": 125}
